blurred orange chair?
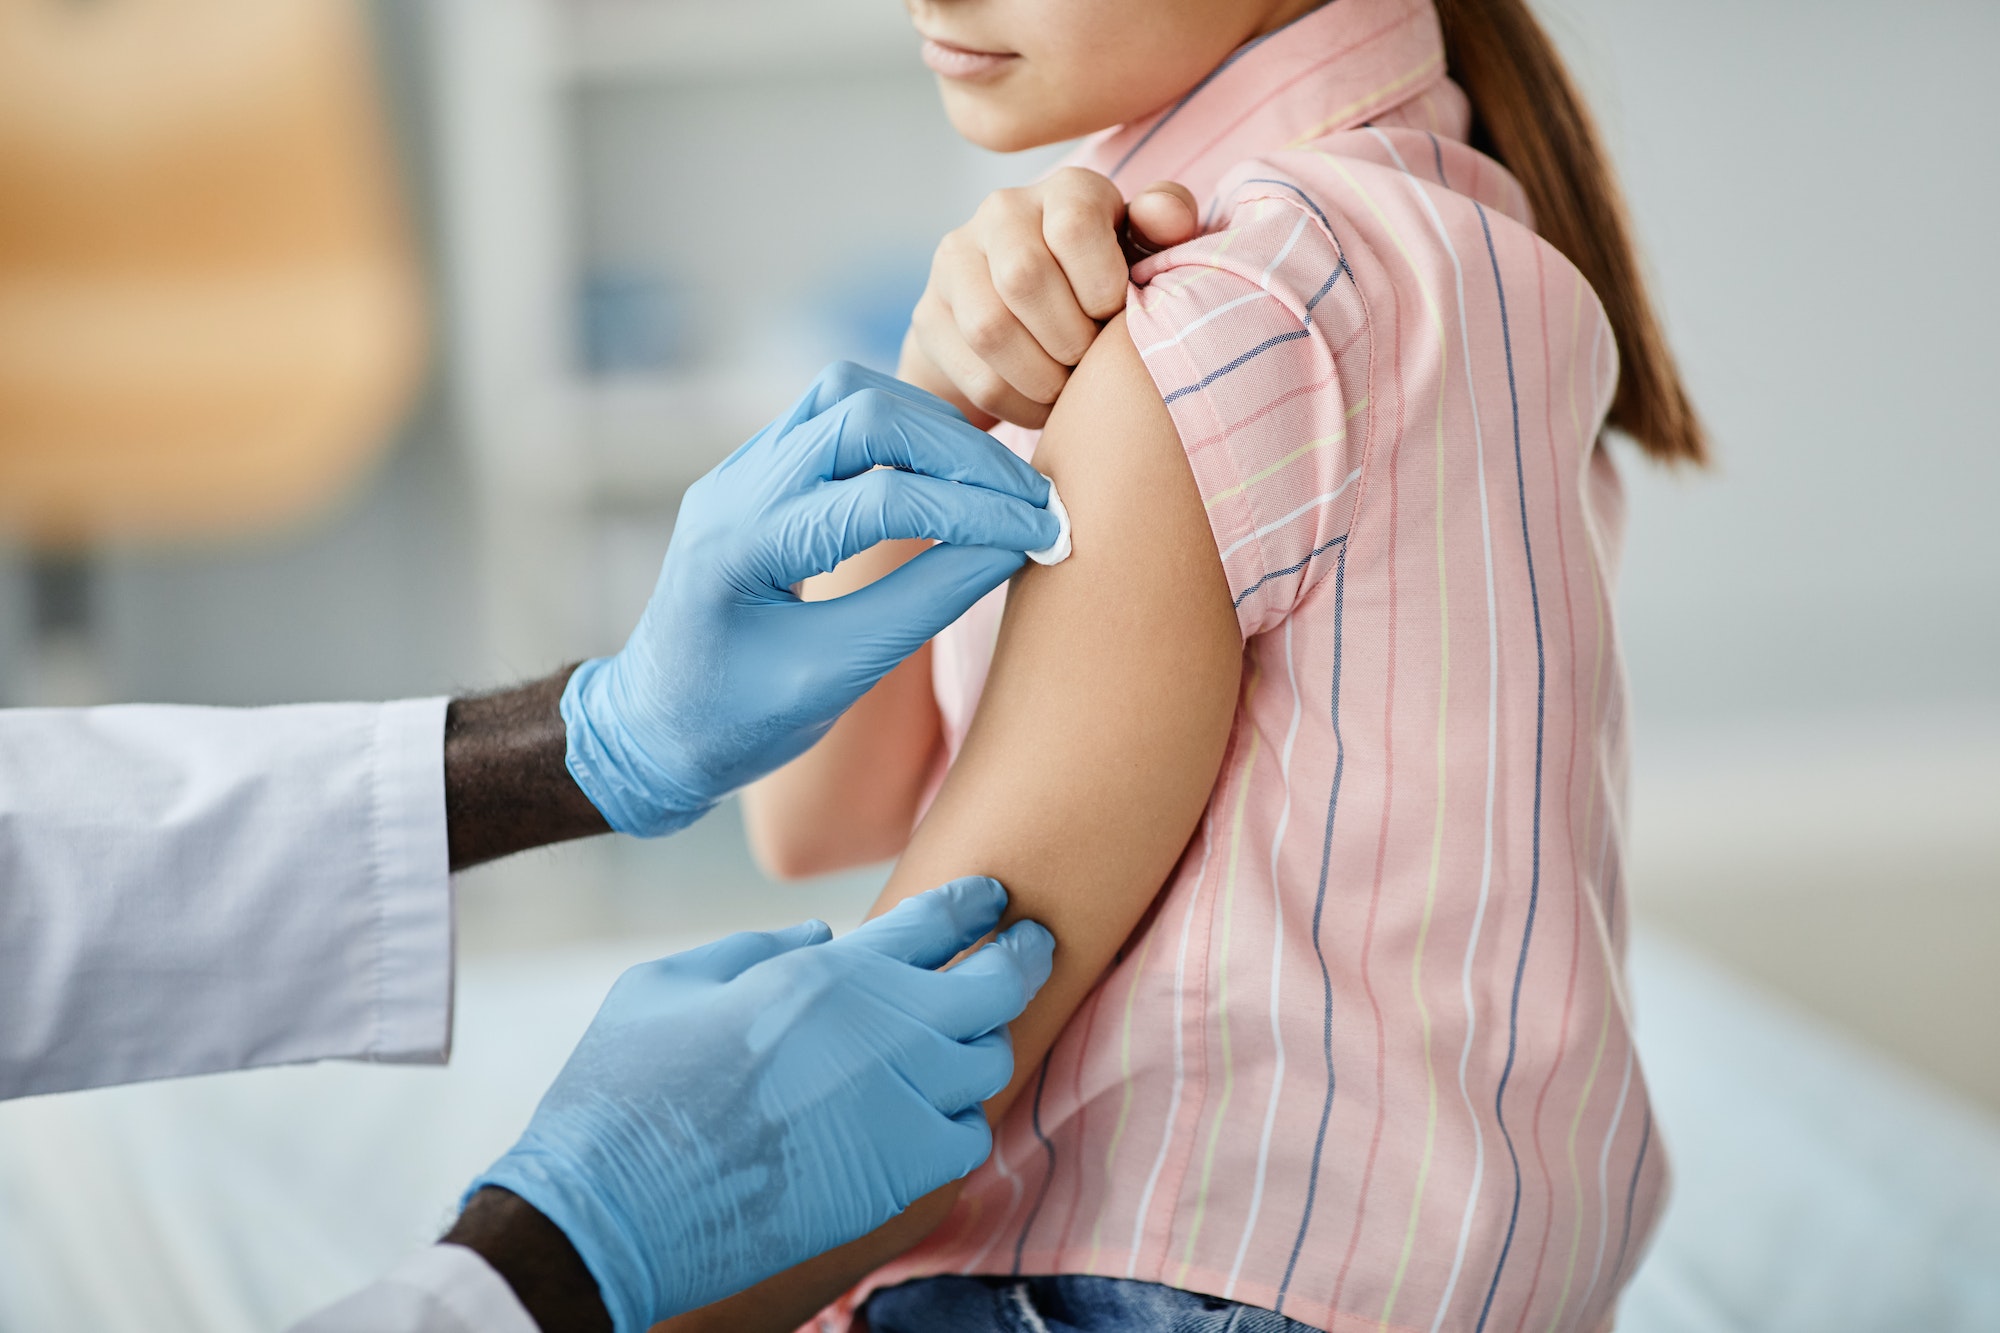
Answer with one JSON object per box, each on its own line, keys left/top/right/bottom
{"left": 0, "top": 0, "right": 425, "bottom": 548}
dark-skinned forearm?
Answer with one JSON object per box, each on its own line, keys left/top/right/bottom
{"left": 440, "top": 686, "right": 615, "bottom": 1328}
{"left": 444, "top": 669, "right": 610, "bottom": 871}
{"left": 444, "top": 1187, "right": 613, "bottom": 1333}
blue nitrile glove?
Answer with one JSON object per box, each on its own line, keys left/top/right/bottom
{"left": 561, "top": 361, "right": 1059, "bottom": 835}
{"left": 465, "top": 876, "right": 1055, "bottom": 1333}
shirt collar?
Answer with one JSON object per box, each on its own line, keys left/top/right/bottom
{"left": 1075, "top": 0, "right": 1449, "bottom": 201}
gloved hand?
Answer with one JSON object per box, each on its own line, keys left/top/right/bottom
{"left": 562, "top": 361, "right": 1061, "bottom": 836}
{"left": 466, "top": 877, "right": 1055, "bottom": 1333}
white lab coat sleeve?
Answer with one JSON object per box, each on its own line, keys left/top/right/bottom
{"left": 288, "top": 1245, "right": 540, "bottom": 1333}
{"left": 0, "top": 698, "right": 453, "bottom": 1100}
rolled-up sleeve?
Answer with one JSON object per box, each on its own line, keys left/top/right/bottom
{"left": 1125, "top": 180, "right": 1374, "bottom": 641}
{"left": 0, "top": 698, "right": 452, "bottom": 1100}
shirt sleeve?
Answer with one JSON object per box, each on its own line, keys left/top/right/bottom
{"left": 0, "top": 698, "right": 453, "bottom": 1100}
{"left": 1125, "top": 186, "right": 1373, "bottom": 640}
{"left": 287, "top": 1245, "right": 538, "bottom": 1333}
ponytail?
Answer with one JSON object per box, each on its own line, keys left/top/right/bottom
{"left": 1433, "top": 0, "right": 1708, "bottom": 465}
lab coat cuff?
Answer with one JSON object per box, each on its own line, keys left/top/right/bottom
{"left": 409, "top": 1246, "right": 540, "bottom": 1333}
{"left": 360, "top": 696, "right": 454, "bottom": 1065}
{"left": 288, "top": 1244, "right": 539, "bottom": 1333}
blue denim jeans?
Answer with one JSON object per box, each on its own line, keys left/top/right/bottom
{"left": 864, "top": 1275, "right": 1317, "bottom": 1332}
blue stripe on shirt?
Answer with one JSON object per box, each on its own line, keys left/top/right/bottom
{"left": 1470, "top": 197, "right": 1551, "bottom": 1333}
{"left": 1611, "top": 1106, "right": 1654, "bottom": 1288}
{"left": 1011, "top": 1054, "right": 1058, "bottom": 1275}
{"left": 1161, "top": 327, "right": 1312, "bottom": 405}
{"left": 1233, "top": 533, "right": 1347, "bottom": 610}
{"left": 1275, "top": 538, "right": 1351, "bottom": 1313}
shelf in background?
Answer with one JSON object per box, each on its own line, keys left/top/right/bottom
{"left": 560, "top": 0, "right": 915, "bottom": 85}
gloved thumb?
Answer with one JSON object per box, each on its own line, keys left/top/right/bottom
{"left": 840, "top": 876, "right": 1010, "bottom": 969}
{"left": 672, "top": 918, "right": 834, "bottom": 984}
{"left": 816, "top": 543, "right": 1027, "bottom": 675}
{"left": 1125, "top": 180, "right": 1200, "bottom": 259}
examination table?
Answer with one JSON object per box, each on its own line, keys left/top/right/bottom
{"left": 1, "top": 928, "right": 1994, "bottom": 1331}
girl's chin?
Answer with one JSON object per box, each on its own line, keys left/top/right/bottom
{"left": 941, "top": 93, "right": 1094, "bottom": 155}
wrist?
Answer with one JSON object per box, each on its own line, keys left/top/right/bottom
{"left": 445, "top": 1187, "right": 612, "bottom": 1333}
{"left": 558, "top": 656, "right": 717, "bottom": 838}
{"left": 444, "top": 669, "right": 611, "bottom": 870}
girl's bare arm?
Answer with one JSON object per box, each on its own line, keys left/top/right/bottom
{"left": 741, "top": 170, "right": 1197, "bottom": 879}
{"left": 739, "top": 536, "right": 942, "bottom": 879}
{"left": 738, "top": 338, "right": 982, "bottom": 879}
{"left": 660, "top": 313, "right": 1243, "bottom": 1331}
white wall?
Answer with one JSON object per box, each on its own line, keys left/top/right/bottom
{"left": 1537, "top": 0, "right": 2000, "bottom": 723}
{"left": 1535, "top": 0, "right": 2000, "bottom": 1110}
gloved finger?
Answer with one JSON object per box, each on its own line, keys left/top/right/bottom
{"left": 878, "top": 1101, "right": 996, "bottom": 1199}
{"left": 810, "top": 544, "right": 1026, "bottom": 674}
{"left": 716, "top": 361, "right": 969, "bottom": 473}
{"left": 941, "top": 1103, "right": 997, "bottom": 1180}
{"left": 814, "top": 381, "right": 1050, "bottom": 505}
{"left": 667, "top": 919, "right": 834, "bottom": 983}
{"left": 876, "top": 919, "right": 1056, "bottom": 1041}
{"left": 1038, "top": 165, "right": 1136, "bottom": 322}
{"left": 863, "top": 1101, "right": 996, "bottom": 1197}
{"left": 793, "top": 359, "right": 970, "bottom": 426}
{"left": 898, "top": 1025, "right": 1016, "bottom": 1116}
{"left": 838, "top": 877, "right": 1010, "bottom": 969}
{"left": 888, "top": 1096, "right": 996, "bottom": 1184}
{"left": 835, "top": 466, "right": 1060, "bottom": 565}
{"left": 764, "top": 469, "right": 1056, "bottom": 587}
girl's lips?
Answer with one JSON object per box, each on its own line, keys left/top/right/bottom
{"left": 920, "top": 37, "right": 1019, "bottom": 80}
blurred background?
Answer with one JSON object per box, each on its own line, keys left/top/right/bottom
{"left": 0, "top": 0, "right": 1993, "bottom": 1329}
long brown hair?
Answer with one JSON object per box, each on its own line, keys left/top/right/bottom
{"left": 1433, "top": 0, "right": 1708, "bottom": 465}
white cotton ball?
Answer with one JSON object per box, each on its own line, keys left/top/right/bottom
{"left": 1025, "top": 477, "right": 1072, "bottom": 565}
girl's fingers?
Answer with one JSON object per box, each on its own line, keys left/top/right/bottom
{"left": 1126, "top": 180, "right": 1201, "bottom": 255}
{"left": 911, "top": 287, "right": 1055, "bottom": 429}
{"left": 977, "top": 188, "right": 1103, "bottom": 368}
{"left": 897, "top": 328, "right": 989, "bottom": 428}
{"left": 1039, "top": 166, "right": 1134, "bottom": 321}
{"left": 937, "top": 229, "right": 1072, "bottom": 406}
{"left": 907, "top": 171, "right": 1190, "bottom": 429}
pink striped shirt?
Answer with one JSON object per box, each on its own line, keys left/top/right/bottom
{"left": 827, "top": 2, "right": 1667, "bottom": 1328}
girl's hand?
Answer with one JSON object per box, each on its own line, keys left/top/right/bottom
{"left": 903, "top": 167, "right": 1197, "bottom": 429}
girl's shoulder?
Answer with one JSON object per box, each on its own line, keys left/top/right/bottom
{"left": 1141, "top": 133, "right": 1617, "bottom": 434}
{"left": 1205, "top": 133, "right": 1536, "bottom": 284}
{"left": 1121, "top": 135, "right": 1616, "bottom": 638}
